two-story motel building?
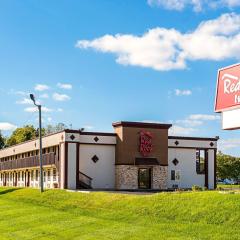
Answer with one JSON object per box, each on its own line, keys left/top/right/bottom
{"left": 0, "top": 122, "right": 218, "bottom": 190}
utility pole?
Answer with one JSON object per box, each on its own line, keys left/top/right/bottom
{"left": 30, "top": 94, "right": 44, "bottom": 193}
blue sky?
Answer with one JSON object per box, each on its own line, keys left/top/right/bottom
{"left": 0, "top": 0, "right": 240, "bottom": 155}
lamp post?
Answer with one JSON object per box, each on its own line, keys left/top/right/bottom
{"left": 30, "top": 94, "right": 44, "bottom": 193}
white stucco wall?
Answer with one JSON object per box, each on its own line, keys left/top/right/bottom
{"left": 60, "top": 143, "right": 65, "bottom": 189}
{"left": 208, "top": 149, "right": 215, "bottom": 189}
{"left": 67, "top": 143, "right": 77, "bottom": 189}
{"left": 79, "top": 144, "right": 115, "bottom": 189}
{"left": 168, "top": 148, "right": 205, "bottom": 189}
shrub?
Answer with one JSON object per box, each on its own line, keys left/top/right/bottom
{"left": 192, "top": 185, "right": 203, "bottom": 191}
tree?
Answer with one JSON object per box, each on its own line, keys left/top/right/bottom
{"left": 45, "top": 123, "right": 68, "bottom": 135}
{"left": 0, "top": 131, "right": 5, "bottom": 149}
{"left": 217, "top": 152, "right": 240, "bottom": 180}
{"left": 6, "top": 125, "right": 38, "bottom": 146}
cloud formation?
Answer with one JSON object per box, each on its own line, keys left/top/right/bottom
{"left": 35, "top": 84, "right": 50, "bottom": 91}
{"left": 52, "top": 93, "right": 71, "bottom": 101}
{"left": 175, "top": 89, "right": 192, "bottom": 96}
{"left": 24, "top": 107, "right": 53, "bottom": 113}
{"left": 147, "top": 0, "right": 240, "bottom": 12}
{"left": 0, "top": 122, "right": 17, "bottom": 131}
{"left": 57, "top": 83, "right": 72, "bottom": 90}
{"left": 76, "top": 13, "right": 240, "bottom": 71}
{"left": 16, "top": 98, "right": 33, "bottom": 105}
{"left": 218, "top": 138, "right": 240, "bottom": 151}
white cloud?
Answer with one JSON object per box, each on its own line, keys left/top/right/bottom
{"left": 147, "top": 0, "right": 203, "bottom": 12}
{"left": 76, "top": 13, "right": 240, "bottom": 71}
{"left": 16, "top": 98, "right": 33, "bottom": 105}
{"left": 0, "top": 122, "right": 17, "bottom": 131}
{"left": 147, "top": 0, "right": 240, "bottom": 12}
{"left": 218, "top": 138, "right": 240, "bottom": 151}
{"left": 39, "top": 93, "right": 49, "bottom": 99}
{"left": 57, "top": 108, "right": 63, "bottom": 112}
{"left": 24, "top": 107, "right": 53, "bottom": 113}
{"left": 175, "top": 89, "right": 192, "bottom": 96}
{"left": 52, "top": 93, "right": 71, "bottom": 101}
{"left": 57, "top": 83, "right": 72, "bottom": 90}
{"left": 176, "top": 119, "right": 203, "bottom": 127}
{"left": 188, "top": 114, "right": 220, "bottom": 121}
{"left": 169, "top": 125, "right": 197, "bottom": 135}
{"left": 35, "top": 84, "right": 50, "bottom": 92}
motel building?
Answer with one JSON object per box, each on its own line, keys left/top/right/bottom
{"left": 0, "top": 122, "right": 218, "bottom": 190}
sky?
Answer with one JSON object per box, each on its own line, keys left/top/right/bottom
{"left": 0, "top": 0, "right": 240, "bottom": 156}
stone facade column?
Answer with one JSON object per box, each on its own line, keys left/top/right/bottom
{"left": 115, "top": 165, "right": 138, "bottom": 189}
{"left": 152, "top": 166, "right": 168, "bottom": 190}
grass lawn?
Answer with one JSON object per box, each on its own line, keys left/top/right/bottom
{"left": 0, "top": 188, "right": 240, "bottom": 239}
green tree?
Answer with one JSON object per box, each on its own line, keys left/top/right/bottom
{"left": 6, "top": 125, "right": 38, "bottom": 146}
{"left": 0, "top": 131, "right": 5, "bottom": 149}
{"left": 217, "top": 152, "right": 240, "bottom": 180}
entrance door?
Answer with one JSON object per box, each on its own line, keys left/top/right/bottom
{"left": 138, "top": 168, "right": 151, "bottom": 189}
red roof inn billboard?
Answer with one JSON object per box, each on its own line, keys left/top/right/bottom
{"left": 215, "top": 63, "right": 240, "bottom": 113}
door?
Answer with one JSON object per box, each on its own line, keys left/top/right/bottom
{"left": 138, "top": 168, "right": 151, "bottom": 189}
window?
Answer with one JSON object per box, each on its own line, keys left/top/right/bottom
{"left": 196, "top": 149, "right": 206, "bottom": 174}
{"left": 53, "top": 169, "right": 56, "bottom": 181}
{"left": 171, "top": 170, "right": 181, "bottom": 181}
{"left": 35, "top": 170, "right": 38, "bottom": 181}
{"left": 31, "top": 171, "right": 34, "bottom": 181}
{"left": 22, "top": 172, "right": 24, "bottom": 181}
{"left": 18, "top": 172, "right": 20, "bottom": 181}
{"left": 47, "top": 170, "right": 51, "bottom": 181}
{"left": 44, "top": 171, "right": 46, "bottom": 182}
{"left": 171, "top": 170, "right": 175, "bottom": 180}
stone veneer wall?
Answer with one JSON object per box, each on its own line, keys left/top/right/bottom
{"left": 115, "top": 165, "right": 168, "bottom": 190}
{"left": 152, "top": 166, "right": 167, "bottom": 189}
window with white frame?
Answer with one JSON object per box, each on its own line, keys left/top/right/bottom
{"left": 196, "top": 149, "right": 206, "bottom": 174}
{"left": 171, "top": 170, "right": 181, "bottom": 181}
{"left": 47, "top": 170, "right": 51, "bottom": 181}
{"left": 53, "top": 169, "right": 56, "bottom": 181}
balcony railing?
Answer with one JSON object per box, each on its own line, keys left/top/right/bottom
{"left": 0, "top": 152, "right": 58, "bottom": 171}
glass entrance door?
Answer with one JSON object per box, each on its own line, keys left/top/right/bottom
{"left": 138, "top": 168, "right": 151, "bottom": 189}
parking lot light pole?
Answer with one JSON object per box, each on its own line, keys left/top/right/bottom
{"left": 30, "top": 94, "right": 44, "bottom": 193}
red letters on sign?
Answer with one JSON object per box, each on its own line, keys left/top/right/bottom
{"left": 215, "top": 64, "right": 240, "bottom": 112}
{"left": 139, "top": 131, "right": 153, "bottom": 157}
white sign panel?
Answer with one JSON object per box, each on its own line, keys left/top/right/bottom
{"left": 222, "top": 108, "right": 240, "bottom": 130}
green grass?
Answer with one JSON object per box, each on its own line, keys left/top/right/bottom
{"left": 0, "top": 188, "right": 240, "bottom": 239}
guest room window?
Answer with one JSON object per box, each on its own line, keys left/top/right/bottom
{"left": 53, "top": 169, "right": 57, "bottom": 181}
{"left": 171, "top": 170, "right": 180, "bottom": 181}
{"left": 196, "top": 149, "right": 206, "bottom": 174}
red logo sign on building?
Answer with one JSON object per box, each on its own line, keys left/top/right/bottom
{"left": 215, "top": 64, "right": 240, "bottom": 112}
{"left": 139, "top": 131, "right": 153, "bottom": 157}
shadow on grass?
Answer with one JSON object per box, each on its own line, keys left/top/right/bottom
{"left": 0, "top": 188, "right": 22, "bottom": 195}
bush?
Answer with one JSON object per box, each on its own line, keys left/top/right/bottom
{"left": 192, "top": 185, "right": 203, "bottom": 191}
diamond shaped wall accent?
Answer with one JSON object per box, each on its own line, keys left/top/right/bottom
{"left": 92, "top": 155, "right": 99, "bottom": 163}
{"left": 210, "top": 142, "right": 214, "bottom": 147}
{"left": 94, "top": 136, "right": 99, "bottom": 142}
{"left": 175, "top": 140, "right": 179, "bottom": 146}
{"left": 172, "top": 158, "right": 179, "bottom": 166}
{"left": 70, "top": 134, "right": 75, "bottom": 140}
